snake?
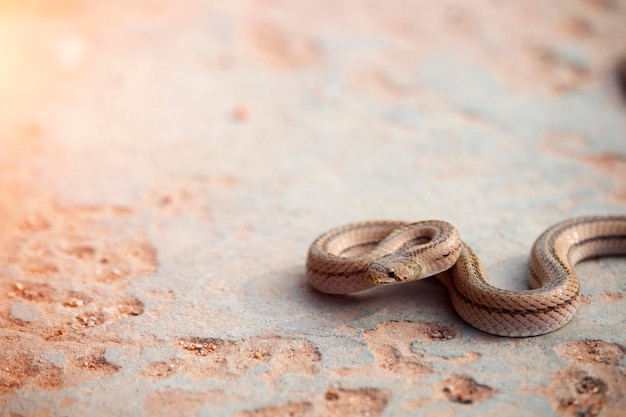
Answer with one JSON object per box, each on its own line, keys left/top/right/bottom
{"left": 306, "top": 215, "right": 626, "bottom": 337}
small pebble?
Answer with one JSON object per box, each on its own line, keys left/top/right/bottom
{"left": 233, "top": 106, "right": 249, "bottom": 122}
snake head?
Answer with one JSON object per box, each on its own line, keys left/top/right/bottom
{"left": 367, "top": 255, "right": 422, "bottom": 285}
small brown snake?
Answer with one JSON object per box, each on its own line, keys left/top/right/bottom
{"left": 306, "top": 216, "right": 626, "bottom": 337}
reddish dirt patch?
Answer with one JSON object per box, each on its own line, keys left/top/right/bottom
{"left": 0, "top": 333, "right": 139, "bottom": 394}
{"left": 0, "top": 200, "right": 157, "bottom": 288}
{"left": 438, "top": 374, "right": 495, "bottom": 405}
{"left": 0, "top": 175, "right": 157, "bottom": 394}
{"left": 142, "top": 387, "right": 224, "bottom": 417}
{"left": 362, "top": 321, "right": 465, "bottom": 375}
{"left": 141, "top": 359, "right": 183, "bottom": 381}
{"left": 556, "top": 340, "right": 625, "bottom": 365}
{"left": 177, "top": 336, "right": 236, "bottom": 357}
{"left": 596, "top": 292, "right": 624, "bottom": 303}
{"left": 234, "top": 401, "right": 313, "bottom": 417}
{"left": 535, "top": 339, "right": 626, "bottom": 416}
{"left": 164, "top": 336, "right": 322, "bottom": 381}
{"left": 243, "top": 20, "right": 321, "bottom": 69}
{"left": 2, "top": 283, "right": 146, "bottom": 342}
{"left": 406, "top": 373, "right": 495, "bottom": 409}
{"left": 0, "top": 341, "right": 42, "bottom": 394}
{"left": 542, "top": 133, "right": 626, "bottom": 202}
{"left": 365, "top": 320, "right": 460, "bottom": 344}
{"left": 146, "top": 177, "right": 215, "bottom": 221}
{"left": 72, "top": 349, "right": 119, "bottom": 376}
{"left": 540, "top": 368, "right": 614, "bottom": 417}
{"left": 0, "top": 335, "right": 62, "bottom": 393}
{"left": 4, "top": 410, "right": 56, "bottom": 417}
{"left": 524, "top": 45, "right": 590, "bottom": 93}
{"left": 320, "top": 387, "right": 390, "bottom": 417}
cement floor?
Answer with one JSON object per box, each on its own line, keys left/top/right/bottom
{"left": 0, "top": 1, "right": 625, "bottom": 416}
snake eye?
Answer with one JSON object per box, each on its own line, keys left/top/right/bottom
{"left": 387, "top": 269, "right": 401, "bottom": 282}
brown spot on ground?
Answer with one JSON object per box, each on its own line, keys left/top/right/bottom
{"left": 596, "top": 292, "right": 624, "bottom": 303}
{"left": 0, "top": 127, "right": 157, "bottom": 393}
{"left": 525, "top": 45, "right": 590, "bottom": 92}
{"left": 5, "top": 282, "right": 56, "bottom": 303}
{"left": 59, "top": 397, "right": 77, "bottom": 408}
{"left": 0, "top": 332, "right": 157, "bottom": 395}
{"left": 0, "top": 202, "right": 157, "bottom": 286}
{"left": 141, "top": 359, "right": 183, "bottom": 381}
{"left": 354, "top": 70, "right": 416, "bottom": 98}
{"left": 0, "top": 289, "right": 146, "bottom": 341}
{"left": 244, "top": 20, "right": 321, "bottom": 69}
{"left": 542, "top": 133, "right": 626, "bottom": 202}
{"left": 232, "top": 105, "right": 250, "bottom": 122}
{"left": 73, "top": 349, "right": 119, "bottom": 375}
{"left": 177, "top": 336, "right": 235, "bottom": 357}
{"left": 406, "top": 374, "right": 495, "bottom": 410}
{"left": 376, "top": 344, "right": 428, "bottom": 374}
{"left": 32, "top": 365, "right": 64, "bottom": 391}
{"left": 321, "top": 387, "right": 390, "bottom": 417}
{"left": 438, "top": 374, "right": 495, "bottom": 405}
{"left": 555, "top": 340, "right": 625, "bottom": 365}
{"left": 142, "top": 387, "right": 224, "bottom": 417}
{"left": 173, "top": 336, "right": 321, "bottom": 380}
{"left": 579, "top": 295, "right": 593, "bottom": 309}
{"left": 535, "top": 340, "right": 626, "bottom": 416}
{"left": 72, "top": 296, "right": 144, "bottom": 331}
{"left": 233, "top": 401, "right": 313, "bottom": 417}
{"left": 0, "top": 178, "right": 156, "bottom": 394}
{"left": 0, "top": 336, "right": 65, "bottom": 393}
{"left": 146, "top": 177, "right": 213, "bottom": 221}
{"left": 5, "top": 409, "right": 56, "bottom": 417}
{"left": 559, "top": 16, "right": 594, "bottom": 38}
{"left": 0, "top": 344, "right": 40, "bottom": 394}
{"left": 209, "top": 175, "right": 239, "bottom": 188}
{"left": 422, "top": 322, "right": 459, "bottom": 341}
{"left": 583, "top": 153, "right": 626, "bottom": 201}
{"left": 362, "top": 321, "right": 462, "bottom": 375}
{"left": 540, "top": 369, "right": 613, "bottom": 417}
{"left": 147, "top": 289, "right": 176, "bottom": 300}
{"left": 365, "top": 321, "right": 460, "bottom": 344}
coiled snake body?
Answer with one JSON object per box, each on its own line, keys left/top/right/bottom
{"left": 306, "top": 216, "right": 626, "bottom": 337}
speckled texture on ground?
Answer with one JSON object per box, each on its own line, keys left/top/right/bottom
{"left": 0, "top": 1, "right": 625, "bottom": 416}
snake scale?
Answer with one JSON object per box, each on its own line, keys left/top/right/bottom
{"left": 306, "top": 215, "right": 626, "bottom": 337}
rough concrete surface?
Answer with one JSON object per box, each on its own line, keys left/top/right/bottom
{"left": 0, "top": 1, "right": 625, "bottom": 416}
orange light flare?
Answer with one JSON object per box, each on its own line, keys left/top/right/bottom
{"left": 0, "top": 14, "right": 43, "bottom": 123}
{"left": 0, "top": 1, "right": 90, "bottom": 116}
{"left": 0, "top": 19, "right": 16, "bottom": 100}
{"left": 0, "top": 11, "right": 68, "bottom": 240}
